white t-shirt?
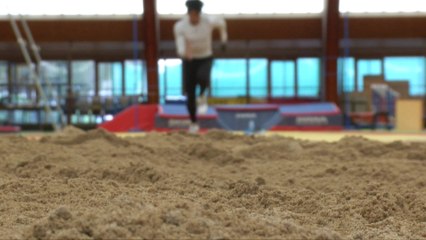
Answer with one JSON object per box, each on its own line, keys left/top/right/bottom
{"left": 174, "top": 14, "right": 227, "bottom": 59}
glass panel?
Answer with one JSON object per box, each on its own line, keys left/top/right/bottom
{"left": 71, "top": 61, "right": 95, "bottom": 97}
{"left": 271, "top": 60, "right": 295, "bottom": 97}
{"left": 158, "top": 59, "right": 183, "bottom": 101}
{"left": 12, "top": 64, "right": 36, "bottom": 104}
{"left": 211, "top": 59, "right": 247, "bottom": 98}
{"left": 297, "top": 57, "right": 320, "bottom": 97}
{"left": 0, "top": 62, "right": 7, "bottom": 100}
{"left": 0, "top": 62, "right": 7, "bottom": 84}
{"left": 249, "top": 59, "right": 268, "bottom": 98}
{"left": 41, "top": 61, "right": 67, "bottom": 103}
{"left": 124, "top": 60, "right": 146, "bottom": 96}
{"left": 99, "top": 62, "right": 123, "bottom": 97}
{"left": 0, "top": 62, "right": 6, "bottom": 121}
{"left": 357, "top": 59, "right": 382, "bottom": 91}
{"left": 384, "top": 57, "right": 426, "bottom": 96}
{"left": 338, "top": 57, "right": 355, "bottom": 93}
{"left": 158, "top": 0, "right": 324, "bottom": 14}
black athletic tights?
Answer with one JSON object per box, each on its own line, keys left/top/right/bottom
{"left": 183, "top": 57, "right": 213, "bottom": 123}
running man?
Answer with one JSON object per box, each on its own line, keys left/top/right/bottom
{"left": 174, "top": 0, "right": 228, "bottom": 133}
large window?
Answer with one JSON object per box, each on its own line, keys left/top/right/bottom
{"left": 0, "top": 62, "right": 7, "bottom": 84}
{"left": 99, "top": 62, "right": 122, "bottom": 97}
{"left": 0, "top": 62, "right": 7, "bottom": 99}
{"left": 2, "top": 0, "right": 143, "bottom": 16}
{"left": 271, "top": 60, "right": 295, "bottom": 97}
{"left": 340, "top": 0, "right": 426, "bottom": 13}
{"left": 297, "top": 58, "right": 320, "bottom": 97}
{"left": 249, "top": 59, "right": 268, "bottom": 98}
{"left": 357, "top": 59, "right": 382, "bottom": 91}
{"left": 72, "top": 61, "right": 95, "bottom": 97}
{"left": 338, "top": 57, "right": 355, "bottom": 93}
{"left": 158, "top": 59, "right": 183, "bottom": 100}
{"left": 211, "top": 59, "right": 247, "bottom": 97}
{"left": 12, "top": 64, "right": 36, "bottom": 104}
{"left": 384, "top": 57, "right": 426, "bottom": 96}
{"left": 125, "top": 60, "right": 146, "bottom": 96}
{"left": 157, "top": 0, "right": 324, "bottom": 15}
{"left": 41, "top": 61, "right": 68, "bottom": 100}
{"left": 339, "top": 57, "right": 426, "bottom": 96}
{"left": 157, "top": 58, "right": 268, "bottom": 100}
{"left": 270, "top": 58, "right": 320, "bottom": 98}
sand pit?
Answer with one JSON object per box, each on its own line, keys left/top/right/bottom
{"left": 0, "top": 127, "right": 425, "bottom": 239}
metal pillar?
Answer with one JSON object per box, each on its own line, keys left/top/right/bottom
{"left": 323, "top": 0, "right": 340, "bottom": 104}
{"left": 143, "top": 0, "right": 159, "bottom": 104}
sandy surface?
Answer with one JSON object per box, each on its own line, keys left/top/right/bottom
{"left": 0, "top": 127, "right": 425, "bottom": 239}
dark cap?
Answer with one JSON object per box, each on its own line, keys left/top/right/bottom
{"left": 186, "top": 0, "right": 203, "bottom": 12}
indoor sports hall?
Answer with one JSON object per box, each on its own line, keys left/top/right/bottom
{"left": 0, "top": 0, "right": 425, "bottom": 239}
